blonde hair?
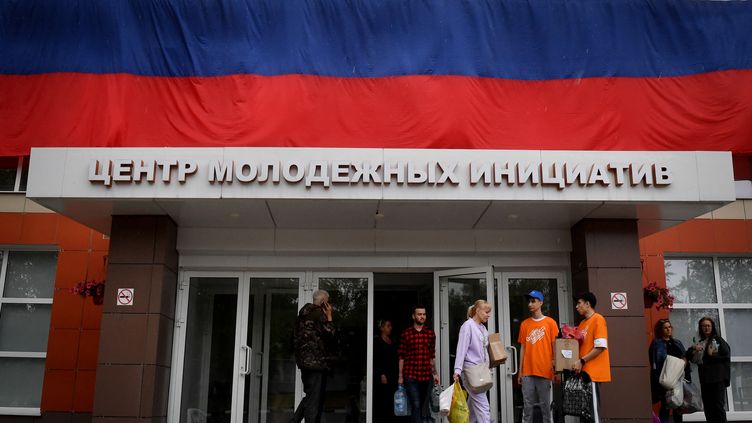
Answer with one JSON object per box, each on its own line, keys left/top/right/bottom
{"left": 468, "top": 299, "right": 491, "bottom": 318}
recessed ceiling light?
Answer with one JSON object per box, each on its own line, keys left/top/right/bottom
{"left": 507, "top": 214, "right": 519, "bottom": 220}
{"left": 229, "top": 212, "right": 240, "bottom": 218}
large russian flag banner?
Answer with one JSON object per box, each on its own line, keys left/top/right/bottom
{"left": 1, "top": 0, "right": 751, "bottom": 156}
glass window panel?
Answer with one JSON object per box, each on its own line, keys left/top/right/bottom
{"left": 18, "top": 156, "right": 29, "bottom": 191}
{"left": 719, "top": 258, "right": 752, "bottom": 303}
{"left": 4, "top": 251, "right": 58, "bottom": 298}
{"left": 0, "top": 156, "right": 18, "bottom": 191}
{"left": 724, "top": 310, "right": 752, "bottom": 356}
{"left": 0, "top": 304, "right": 52, "bottom": 351}
{"left": 731, "top": 362, "right": 752, "bottom": 412}
{"left": 244, "top": 278, "right": 299, "bottom": 423}
{"left": 318, "top": 277, "right": 369, "bottom": 423}
{"left": 444, "top": 274, "right": 487, "bottom": 375}
{"left": 668, "top": 308, "right": 719, "bottom": 347}
{"left": 0, "top": 357, "right": 45, "bottom": 407}
{"left": 664, "top": 259, "right": 716, "bottom": 304}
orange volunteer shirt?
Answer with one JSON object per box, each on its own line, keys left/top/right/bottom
{"left": 518, "top": 316, "right": 559, "bottom": 379}
{"left": 578, "top": 312, "right": 611, "bottom": 382}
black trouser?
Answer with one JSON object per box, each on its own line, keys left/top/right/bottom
{"left": 293, "top": 369, "right": 327, "bottom": 423}
{"left": 374, "top": 380, "right": 398, "bottom": 422}
{"left": 701, "top": 382, "right": 727, "bottom": 423}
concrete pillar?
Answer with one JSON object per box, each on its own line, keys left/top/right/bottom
{"left": 570, "top": 219, "right": 652, "bottom": 422}
{"left": 93, "top": 216, "right": 178, "bottom": 423}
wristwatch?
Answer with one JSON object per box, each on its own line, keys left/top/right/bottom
{"left": 580, "top": 358, "right": 586, "bottom": 365}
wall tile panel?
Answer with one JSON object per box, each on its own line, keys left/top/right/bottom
{"left": 51, "top": 290, "right": 84, "bottom": 329}
{"left": 97, "top": 314, "right": 147, "bottom": 364}
{"left": 92, "top": 366, "right": 142, "bottom": 417}
{"left": 41, "top": 369, "right": 75, "bottom": 411}
{"left": 73, "top": 370, "right": 96, "bottom": 412}
{"left": 675, "top": 219, "right": 715, "bottom": 252}
{"left": 77, "top": 330, "right": 101, "bottom": 371}
{"left": 0, "top": 212, "right": 23, "bottom": 243}
{"left": 46, "top": 329, "right": 80, "bottom": 370}
{"left": 55, "top": 251, "right": 90, "bottom": 290}
{"left": 712, "top": 219, "right": 750, "bottom": 252}
{"left": 57, "top": 218, "right": 92, "bottom": 251}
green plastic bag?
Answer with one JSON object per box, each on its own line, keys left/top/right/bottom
{"left": 448, "top": 381, "right": 470, "bottom": 423}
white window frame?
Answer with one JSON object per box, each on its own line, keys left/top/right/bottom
{"left": 667, "top": 255, "right": 752, "bottom": 422}
{"left": 0, "top": 248, "right": 56, "bottom": 416}
{"left": 0, "top": 156, "right": 27, "bottom": 193}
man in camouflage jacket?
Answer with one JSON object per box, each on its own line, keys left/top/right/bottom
{"left": 292, "top": 289, "right": 335, "bottom": 423}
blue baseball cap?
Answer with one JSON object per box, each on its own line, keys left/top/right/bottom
{"left": 525, "top": 290, "right": 544, "bottom": 302}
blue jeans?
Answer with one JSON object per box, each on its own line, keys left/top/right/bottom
{"left": 404, "top": 379, "right": 432, "bottom": 423}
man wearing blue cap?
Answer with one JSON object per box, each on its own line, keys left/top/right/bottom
{"left": 517, "top": 290, "right": 559, "bottom": 423}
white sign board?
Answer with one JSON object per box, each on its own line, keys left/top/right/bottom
{"left": 27, "top": 148, "right": 735, "bottom": 202}
{"left": 117, "top": 288, "right": 134, "bottom": 306}
{"left": 610, "top": 292, "right": 628, "bottom": 310}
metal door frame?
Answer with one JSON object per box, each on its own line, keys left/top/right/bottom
{"left": 167, "top": 271, "right": 244, "bottom": 423}
{"left": 435, "top": 266, "right": 497, "bottom": 423}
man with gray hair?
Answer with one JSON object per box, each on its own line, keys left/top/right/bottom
{"left": 292, "top": 289, "right": 335, "bottom": 423}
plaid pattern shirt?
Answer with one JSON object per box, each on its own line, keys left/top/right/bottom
{"left": 398, "top": 326, "right": 436, "bottom": 382}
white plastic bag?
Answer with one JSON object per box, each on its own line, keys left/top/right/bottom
{"left": 659, "top": 355, "right": 685, "bottom": 389}
{"left": 665, "top": 381, "right": 684, "bottom": 409}
{"left": 439, "top": 384, "right": 454, "bottom": 416}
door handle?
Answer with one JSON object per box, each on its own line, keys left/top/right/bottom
{"left": 505, "top": 345, "right": 518, "bottom": 376}
{"left": 255, "top": 350, "right": 264, "bottom": 378}
{"left": 240, "top": 345, "right": 252, "bottom": 376}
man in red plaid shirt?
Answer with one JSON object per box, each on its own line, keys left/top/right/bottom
{"left": 398, "top": 305, "right": 440, "bottom": 423}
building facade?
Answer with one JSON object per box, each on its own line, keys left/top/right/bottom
{"left": 2, "top": 2, "right": 752, "bottom": 423}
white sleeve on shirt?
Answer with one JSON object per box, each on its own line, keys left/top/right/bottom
{"left": 594, "top": 338, "right": 608, "bottom": 348}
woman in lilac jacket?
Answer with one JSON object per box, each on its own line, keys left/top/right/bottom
{"left": 453, "top": 299, "right": 492, "bottom": 423}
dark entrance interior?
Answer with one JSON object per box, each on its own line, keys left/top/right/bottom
{"left": 372, "top": 272, "right": 434, "bottom": 423}
{"left": 374, "top": 272, "right": 434, "bottom": 333}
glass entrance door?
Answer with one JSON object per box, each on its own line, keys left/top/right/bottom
{"left": 170, "top": 272, "right": 374, "bottom": 423}
{"left": 435, "top": 267, "right": 498, "bottom": 423}
{"left": 312, "top": 273, "right": 373, "bottom": 423}
{"left": 173, "top": 275, "right": 242, "bottom": 423}
{"left": 497, "top": 272, "right": 568, "bottom": 423}
{"left": 240, "top": 276, "right": 302, "bottom": 423}
{"left": 170, "top": 273, "right": 306, "bottom": 423}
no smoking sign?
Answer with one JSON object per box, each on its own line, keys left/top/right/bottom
{"left": 610, "top": 292, "right": 628, "bottom": 310}
{"left": 117, "top": 288, "right": 135, "bottom": 306}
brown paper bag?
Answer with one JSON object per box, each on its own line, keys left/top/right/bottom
{"left": 554, "top": 338, "right": 580, "bottom": 372}
{"left": 487, "top": 332, "right": 508, "bottom": 367}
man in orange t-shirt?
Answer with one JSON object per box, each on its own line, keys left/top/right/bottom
{"left": 573, "top": 291, "right": 611, "bottom": 422}
{"left": 517, "top": 289, "right": 559, "bottom": 423}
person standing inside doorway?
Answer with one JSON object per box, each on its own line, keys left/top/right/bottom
{"left": 572, "top": 292, "right": 610, "bottom": 423}
{"left": 292, "top": 289, "right": 335, "bottom": 423}
{"left": 398, "top": 305, "right": 440, "bottom": 423}
{"left": 517, "top": 290, "right": 559, "bottom": 423}
{"left": 374, "top": 319, "right": 399, "bottom": 422}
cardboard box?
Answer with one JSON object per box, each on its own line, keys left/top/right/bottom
{"left": 487, "top": 332, "right": 508, "bottom": 367}
{"left": 554, "top": 338, "right": 579, "bottom": 372}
